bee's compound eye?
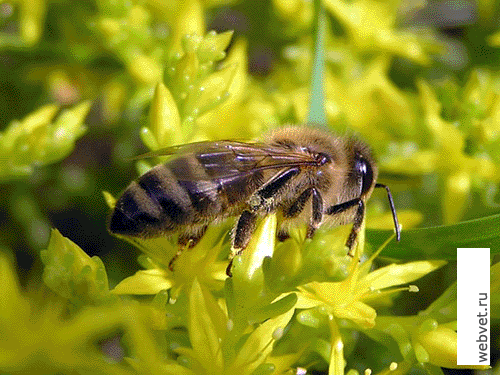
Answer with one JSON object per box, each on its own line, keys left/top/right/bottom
{"left": 355, "top": 154, "right": 374, "bottom": 195}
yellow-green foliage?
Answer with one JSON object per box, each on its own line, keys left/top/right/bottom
{"left": 0, "top": 103, "right": 89, "bottom": 181}
{"left": 1, "top": 0, "right": 499, "bottom": 374}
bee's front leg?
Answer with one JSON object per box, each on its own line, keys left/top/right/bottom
{"left": 325, "top": 197, "right": 364, "bottom": 255}
{"left": 344, "top": 200, "right": 364, "bottom": 253}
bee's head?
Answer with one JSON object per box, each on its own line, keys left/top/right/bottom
{"left": 347, "top": 138, "right": 400, "bottom": 241}
{"left": 354, "top": 152, "right": 375, "bottom": 197}
{"left": 346, "top": 139, "right": 378, "bottom": 199}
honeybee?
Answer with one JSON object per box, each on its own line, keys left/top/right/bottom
{"left": 109, "top": 126, "right": 400, "bottom": 275}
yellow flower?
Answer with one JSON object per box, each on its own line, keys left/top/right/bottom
{"left": 110, "top": 224, "right": 228, "bottom": 301}
{"left": 293, "top": 233, "right": 445, "bottom": 375}
{"left": 296, "top": 235, "right": 446, "bottom": 329}
{"left": 174, "top": 278, "right": 297, "bottom": 375}
{"left": 323, "top": 0, "right": 432, "bottom": 65}
{"left": 418, "top": 80, "right": 500, "bottom": 224}
{"left": 374, "top": 316, "right": 489, "bottom": 370}
{"left": 1, "top": 252, "right": 183, "bottom": 374}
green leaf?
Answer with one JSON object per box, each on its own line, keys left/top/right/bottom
{"left": 197, "top": 30, "right": 234, "bottom": 63}
{"left": 41, "top": 228, "right": 110, "bottom": 305}
{"left": 366, "top": 213, "right": 500, "bottom": 259}
{"left": 148, "top": 82, "right": 182, "bottom": 148}
{"left": 188, "top": 278, "right": 225, "bottom": 373}
{"left": 0, "top": 102, "right": 90, "bottom": 181}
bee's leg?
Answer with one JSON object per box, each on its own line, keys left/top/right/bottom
{"left": 278, "top": 187, "right": 313, "bottom": 242}
{"left": 232, "top": 210, "right": 257, "bottom": 249}
{"left": 248, "top": 167, "right": 300, "bottom": 211}
{"left": 284, "top": 188, "right": 313, "bottom": 218}
{"left": 277, "top": 230, "right": 290, "bottom": 242}
{"left": 307, "top": 188, "right": 323, "bottom": 238}
{"left": 345, "top": 200, "right": 365, "bottom": 255}
{"left": 227, "top": 210, "right": 258, "bottom": 276}
{"left": 169, "top": 224, "right": 208, "bottom": 271}
{"left": 325, "top": 198, "right": 364, "bottom": 254}
{"left": 168, "top": 246, "right": 187, "bottom": 272}
{"left": 281, "top": 187, "right": 324, "bottom": 238}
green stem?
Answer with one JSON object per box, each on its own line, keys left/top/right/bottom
{"left": 328, "top": 315, "right": 344, "bottom": 375}
{"left": 307, "top": 0, "right": 327, "bottom": 127}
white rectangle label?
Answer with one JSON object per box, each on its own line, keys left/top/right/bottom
{"left": 457, "top": 248, "right": 490, "bottom": 365}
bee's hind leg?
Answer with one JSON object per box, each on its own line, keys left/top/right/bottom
{"left": 233, "top": 210, "right": 258, "bottom": 249}
{"left": 227, "top": 210, "right": 258, "bottom": 276}
{"left": 284, "top": 188, "right": 313, "bottom": 218}
{"left": 248, "top": 167, "right": 301, "bottom": 212}
{"left": 168, "top": 224, "right": 208, "bottom": 271}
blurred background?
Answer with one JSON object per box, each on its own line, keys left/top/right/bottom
{"left": 0, "top": 0, "right": 499, "bottom": 311}
{"left": 1, "top": 0, "right": 500, "bottom": 372}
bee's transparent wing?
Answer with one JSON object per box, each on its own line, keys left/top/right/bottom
{"left": 134, "top": 141, "right": 320, "bottom": 196}
{"left": 134, "top": 141, "right": 318, "bottom": 173}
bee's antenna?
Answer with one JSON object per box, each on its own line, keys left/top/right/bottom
{"left": 375, "top": 183, "right": 401, "bottom": 241}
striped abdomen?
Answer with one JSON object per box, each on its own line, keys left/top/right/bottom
{"left": 108, "top": 155, "right": 263, "bottom": 238}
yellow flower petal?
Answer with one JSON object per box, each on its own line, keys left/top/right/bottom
{"left": 112, "top": 269, "right": 172, "bottom": 295}
{"left": 232, "top": 214, "right": 276, "bottom": 282}
{"left": 188, "top": 278, "right": 225, "bottom": 372}
{"left": 416, "top": 326, "right": 460, "bottom": 368}
{"left": 229, "top": 308, "right": 294, "bottom": 374}
{"left": 336, "top": 300, "right": 377, "bottom": 329}
{"left": 360, "top": 260, "right": 446, "bottom": 292}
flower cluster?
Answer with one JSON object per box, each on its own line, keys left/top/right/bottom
{"left": 1, "top": 0, "right": 499, "bottom": 374}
